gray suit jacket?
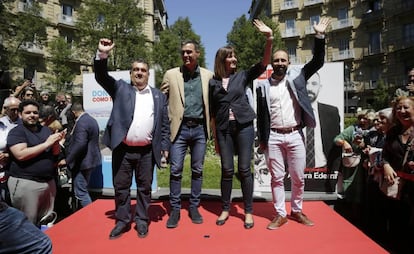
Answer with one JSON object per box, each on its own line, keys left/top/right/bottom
{"left": 256, "top": 37, "right": 325, "bottom": 145}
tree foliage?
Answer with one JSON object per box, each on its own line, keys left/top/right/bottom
{"left": 372, "top": 79, "right": 392, "bottom": 110}
{"left": 153, "top": 17, "right": 205, "bottom": 87}
{"left": 47, "top": 37, "right": 76, "bottom": 91}
{"left": 1, "top": 1, "right": 47, "bottom": 81}
{"left": 226, "top": 15, "right": 282, "bottom": 71}
{"left": 75, "top": 0, "right": 149, "bottom": 71}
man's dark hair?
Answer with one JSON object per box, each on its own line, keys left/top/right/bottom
{"left": 181, "top": 39, "right": 200, "bottom": 52}
{"left": 19, "top": 99, "right": 40, "bottom": 112}
{"left": 130, "top": 58, "right": 150, "bottom": 71}
{"left": 70, "top": 102, "right": 84, "bottom": 113}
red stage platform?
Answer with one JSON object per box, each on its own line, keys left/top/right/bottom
{"left": 46, "top": 199, "right": 388, "bottom": 254}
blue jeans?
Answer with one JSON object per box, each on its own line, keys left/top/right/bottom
{"left": 216, "top": 120, "right": 254, "bottom": 213}
{"left": 0, "top": 205, "right": 52, "bottom": 253}
{"left": 169, "top": 124, "right": 206, "bottom": 210}
{"left": 73, "top": 168, "right": 93, "bottom": 208}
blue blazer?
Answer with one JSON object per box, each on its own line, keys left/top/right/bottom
{"left": 66, "top": 113, "right": 102, "bottom": 171}
{"left": 256, "top": 37, "right": 325, "bottom": 145}
{"left": 93, "top": 59, "right": 171, "bottom": 167}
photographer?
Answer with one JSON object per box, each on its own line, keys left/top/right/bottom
{"left": 10, "top": 79, "right": 37, "bottom": 99}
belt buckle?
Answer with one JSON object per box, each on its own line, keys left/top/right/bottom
{"left": 185, "top": 120, "right": 196, "bottom": 127}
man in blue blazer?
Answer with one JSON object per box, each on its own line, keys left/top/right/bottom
{"left": 65, "top": 102, "right": 102, "bottom": 209}
{"left": 256, "top": 17, "right": 330, "bottom": 230}
{"left": 94, "top": 38, "right": 171, "bottom": 239}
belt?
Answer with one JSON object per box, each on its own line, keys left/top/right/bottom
{"left": 183, "top": 117, "right": 203, "bottom": 127}
{"left": 271, "top": 125, "right": 300, "bottom": 134}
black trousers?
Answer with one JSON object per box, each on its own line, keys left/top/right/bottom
{"left": 112, "top": 143, "right": 153, "bottom": 226}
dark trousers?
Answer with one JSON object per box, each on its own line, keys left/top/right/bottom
{"left": 112, "top": 143, "right": 153, "bottom": 226}
{"left": 216, "top": 120, "right": 254, "bottom": 214}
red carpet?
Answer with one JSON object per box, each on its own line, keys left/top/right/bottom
{"left": 46, "top": 199, "right": 387, "bottom": 254}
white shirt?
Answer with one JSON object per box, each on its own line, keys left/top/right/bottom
{"left": 269, "top": 77, "right": 301, "bottom": 129}
{"left": 123, "top": 86, "right": 154, "bottom": 146}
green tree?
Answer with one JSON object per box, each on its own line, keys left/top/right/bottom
{"left": 153, "top": 17, "right": 206, "bottom": 87}
{"left": 372, "top": 79, "right": 392, "bottom": 110}
{"left": 227, "top": 15, "right": 282, "bottom": 71}
{"left": 75, "top": 0, "right": 148, "bottom": 71}
{"left": 1, "top": 1, "right": 47, "bottom": 84}
{"left": 46, "top": 37, "right": 76, "bottom": 91}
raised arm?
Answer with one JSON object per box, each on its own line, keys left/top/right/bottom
{"left": 98, "top": 38, "right": 115, "bottom": 54}
{"left": 253, "top": 19, "right": 273, "bottom": 67}
{"left": 313, "top": 17, "right": 331, "bottom": 36}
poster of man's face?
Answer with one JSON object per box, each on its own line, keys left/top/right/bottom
{"left": 306, "top": 73, "right": 322, "bottom": 103}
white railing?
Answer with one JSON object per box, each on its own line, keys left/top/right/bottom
{"left": 332, "top": 49, "right": 355, "bottom": 61}
{"left": 331, "top": 19, "right": 353, "bottom": 30}
{"left": 281, "top": 29, "right": 301, "bottom": 38}
{"left": 304, "top": 0, "right": 324, "bottom": 7}
{"left": 280, "top": 0, "right": 299, "bottom": 11}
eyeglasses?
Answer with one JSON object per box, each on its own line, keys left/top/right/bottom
{"left": 8, "top": 108, "right": 18, "bottom": 112}
{"left": 25, "top": 93, "right": 34, "bottom": 96}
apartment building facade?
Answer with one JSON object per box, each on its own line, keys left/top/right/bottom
{"left": 6, "top": 0, "right": 167, "bottom": 96}
{"left": 249, "top": 0, "right": 414, "bottom": 112}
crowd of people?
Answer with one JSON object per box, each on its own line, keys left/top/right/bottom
{"left": 0, "top": 79, "right": 100, "bottom": 252}
{"left": 2, "top": 16, "right": 414, "bottom": 254}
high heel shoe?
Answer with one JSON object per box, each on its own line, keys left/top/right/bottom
{"left": 216, "top": 212, "right": 229, "bottom": 226}
{"left": 244, "top": 214, "right": 254, "bottom": 229}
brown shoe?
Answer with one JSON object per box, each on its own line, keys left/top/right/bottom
{"left": 267, "top": 215, "right": 288, "bottom": 230}
{"left": 288, "top": 211, "right": 314, "bottom": 226}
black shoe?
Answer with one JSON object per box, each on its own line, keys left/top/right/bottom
{"left": 109, "top": 224, "right": 128, "bottom": 240}
{"left": 136, "top": 223, "right": 148, "bottom": 238}
{"left": 189, "top": 207, "right": 203, "bottom": 224}
{"left": 166, "top": 210, "right": 180, "bottom": 228}
{"left": 244, "top": 221, "right": 254, "bottom": 229}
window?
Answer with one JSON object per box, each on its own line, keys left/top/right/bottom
{"left": 369, "top": 31, "right": 381, "bottom": 54}
{"left": 339, "top": 39, "right": 350, "bottom": 51}
{"left": 62, "top": 4, "right": 73, "bottom": 17}
{"left": 338, "top": 8, "right": 348, "bottom": 20}
{"left": 309, "top": 15, "right": 319, "bottom": 26}
{"left": 285, "top": 0, "right": 294, "bottom": 8}
{"left": 286, "top": 19, "right": 295, "bottom": 30}
{"left": 288, "top": 47, "right": 297, "bottom": 63}
{"left": 403, "top": 23, "right": 414, "bottom": 43}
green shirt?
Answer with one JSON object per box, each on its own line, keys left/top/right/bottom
{"left": 183, "top": 66, "right": 204, "bottom": 119}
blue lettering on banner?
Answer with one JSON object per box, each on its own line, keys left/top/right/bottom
{"left": 92, "top": 90, "right": 109, "bottom": 96}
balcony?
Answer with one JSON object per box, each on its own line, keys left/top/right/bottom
{"left": 20, "top": 42, "right": 44, "bottom": 55}
{"left": 330, "top": 19, "right": 353, "bottom": 31}
{"left": 303, "top": 0, "right": 324, "bottom": 7}
{"left": 362, "top": 46, "right": 384, "bottom": 57}
{"left": 332, "top": 49, "right": 355, "bottom": 61}
{"left": 304, "top": 25, "right": 315, "bottom": 36}
{"left": 57, "top": 14, "right": 75, "bottom": 27}
{"left": 281, "top": 29, "right": 301, "bottom": 38}
{"left": 16, "top": 1, "right": 43, "bottom": 17}
{"left": 289, "top": 56, "right": 301, "bottom": 65}
{"left": 154, "top": 10, "right": 167, "bottom": 30}
{"left": 280, "top": 0, "right": 299, "bottom": 11}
